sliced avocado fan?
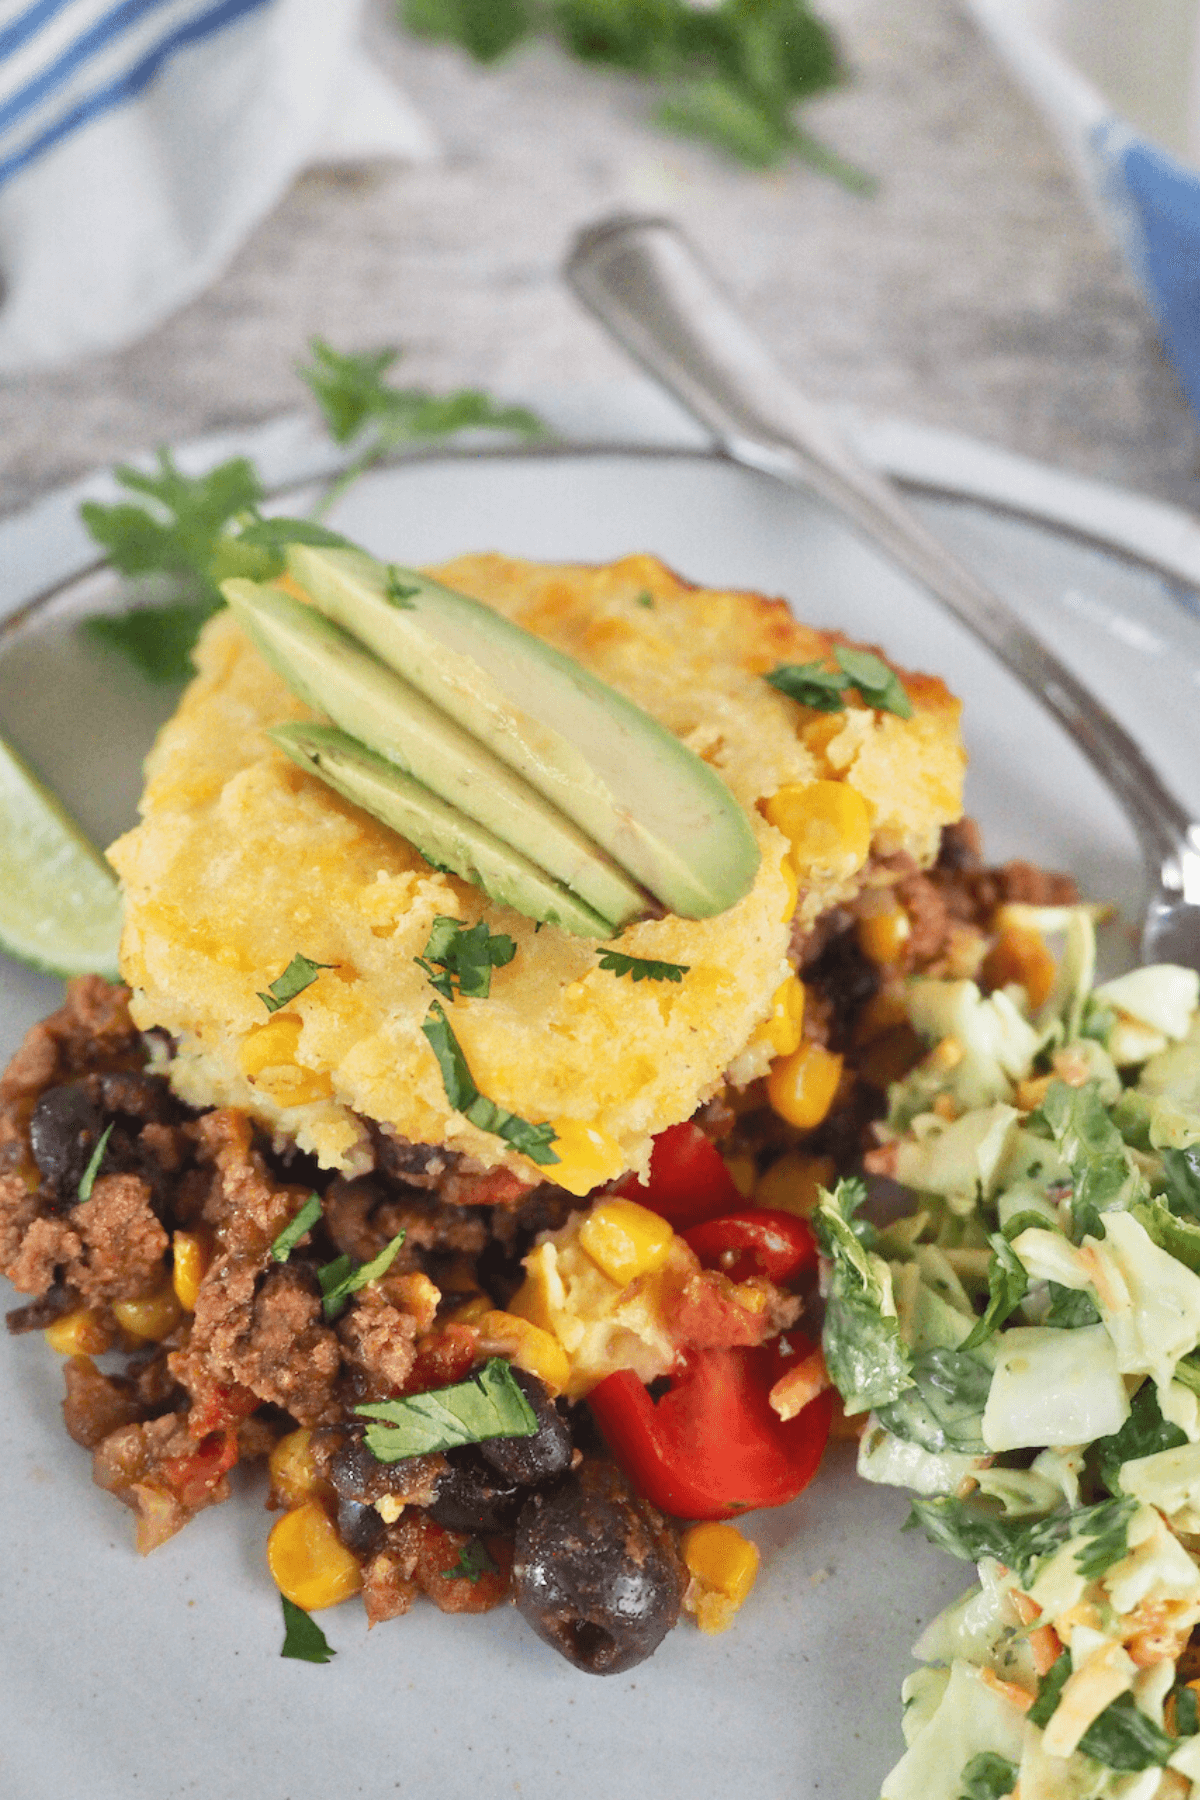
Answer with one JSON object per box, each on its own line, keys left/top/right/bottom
{"left": 222, "top": 579, "right": 649, "bottom": 934}
{"left": 284, "top": 545, "right": 761, "bottom": 920}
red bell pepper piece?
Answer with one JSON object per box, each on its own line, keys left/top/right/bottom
{"left": 683, "top": 1209, "right": 818, "bottom": 1286}
{"left": 588, "top": 1333, "right": 833, "bottom": 1521}
{"left": 612, "top": 1121, "right": 742, "bottom": 1228}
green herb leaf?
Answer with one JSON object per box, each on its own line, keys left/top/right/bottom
{"left": 298, "top": 337, "right": 545, "bottom": 453}
{"left": 875, "top": 1346, "right": 991, "bottom": 1454}
{"left": 80, "top": 450, "right": 263, "bottom": 589}
{"left": 401, "top": 0, "right": 532, "bottom": 63}
{"left": 446, "top": 1538, "right": 501, "bottom": 1583}
{"left": 833, "top": 645, "right": 913, "bottom": 719}
{"left": 765, "top": 646, "right": 911, "bottom": 719}
{"left": 356, "top": 1356, "right": 539, "bottom": 1460}
{"left": 385, "top": 566, "right": 420, "bottom": 607}
{"left": 421, "top": 1001, "right": 559, "bottom": 1164}
{"left": 1095, "top": 1384, "right": 1189, "bottom": 1500}
{"left": 1027, "top": 1648, "right": 1072, "bottom": 1729}
{"left": 77, "top": 1121, "right": 114, "bottom": 1203}
{"left": 318, "top": 1229, "right": 407, "bottom": 1322}
{"left": 1162, "top": 1146, "right": 1200, "bottom": 1220}
{"left": 1130, "top": 1196, "right": 1200, "bottom": 1275}
{"left": 815, "top": 1180, "right": 913, "bottom": 1415}
{"left": 958, "top": 1752, "right": 1018, "bottom": 1800}
{"left": 270, "top": 1193, "right": 323, "bottom": 1264}
{"left": 1078, "top": 1693, "right": 1177, "bottom": 1771}
{"left": 596, "top": 950, "right": 690, "bottom": 984}
{"left": 1176, "top": 1683, "right": 1200, "bottom": 1737}
{"left": 257, "top": 953, "right": 337, "bottom": 1014}
{"left": 961, "top": 1233, "right": 1028, "bottom": 1349}
{"left": 81, "top": 598, "right": 222, "bottom": 685}
{"left": 904, "top": 1495, "right": 1136, "bottom": 1588}
{"left": 1044, "top": 1281, "right": 1101, "bottom": 1329}
{"left": 416, "top": 917, "right": 517, "bottom": 1001}
{"left": 1073, "top": 1496, "right": 1136, "bottom": 1580}
{"left": 634, "top": 590, "right": 654, "bottom": 609}
{"left": 765, "top": 660, "right": 850, "bottom": 713}
{"left": 280, "top": 1595, "right": 336, "bottom": 1663}
{"left": 1030, "top": 1080, "right": 1143, "bottom": 1241}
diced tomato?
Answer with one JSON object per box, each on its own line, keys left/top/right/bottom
{"left": 161, "top": 1427, "right": 239, "bottom": 1510}
{"left": 612, "top": 1121, "right": 742, "bottom": 1228}
{"left": 683, "top": 1209, "right": 818, "bottom": 1285}
{"left": 188, "top": 1380, "right": 259, "bottom": 1438}
{"left": 403, "top": 1323, "right": 480, "bottom": 1395}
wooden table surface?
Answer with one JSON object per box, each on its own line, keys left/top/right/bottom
{"left": 1, "top": 0, "right": 1196, "bottom": 520}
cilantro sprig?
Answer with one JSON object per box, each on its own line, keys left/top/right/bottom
{"left": 399, "top": 0, "right": 871, "bottom": 186}
{"left": 280, "top": 1595, "right": 336, "bottom": 1664}
{"left": 421, "top": 1000, "right": 559, "bottom": 1164}
{"left": 597, "top": 950, "right": 690, "bottom": 983}
{"left": 356, "top": 1356, "right": 539, "bottom": 1461}
{"left": 766, "top": 645, "right": 912, "bottom": 719}
{"left": 318, "top": 1229, "right": 408, "bottom": 1322}
{"left": 257, "top": 953, "right": 337, "bottom": 1015}
{"left": 446, "top": 1538, "right": 501, "bottom": 1583}
{"left": 77, "top": 1121, "right": 114, "bottom": 1203}
{"left": 78, "top": 342, "right": 547, "bottom": 681}
{"left": 416, "top": 917, "right": 516, "bottom": 1001}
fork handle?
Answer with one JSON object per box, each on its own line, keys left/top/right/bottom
{"left": 566, "top": 214, "right": 1192, "bottom": 872}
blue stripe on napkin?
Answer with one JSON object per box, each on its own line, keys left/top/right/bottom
{"left": 0, "top": 0, "right": 272, "bottom": 189}
{"left": 0, "top": 0, "right": 78, "bottom": 64}
{"left": 1093, "top": 121, "right": 1200, "bottom": 422}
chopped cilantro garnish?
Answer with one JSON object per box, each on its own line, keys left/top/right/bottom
{"left": 385, "top": 565, "right": 420, "bottom": 607}
{"left": 77, "top": 1121, "right": 114, "bottom": 1203}
{"left": 961, "top": 1233, "right": 1028, "bottom": 1349}
{"left": 1027, "top": 1648, "right": 1072, "bottom": 1729}
{"left": 416, "top": 916, "right": 516, "bottom": 1001}
{"left": 318, "top": 1229, "right": 407, "bottom": 1322}
{"left": 421, "top": 1001, "right": 559, "bottom": 1164}
{"left": 634, "top": 590, "right": 654, "bottom": 609}
{"left": 257, "top": 954, "right": 336, "bottom": 1014}
{"left": 356, "top": 1356, "right": 539, "bottom": 1461}
{"left": 597, "top": 951, "right": 690, "bottom": 983}
{"left": 80, "top": 449, "right": 263, "bottom": 596}
{"left": 270, "top": 1193, "right": 323, "bottom": 1264}
{"left": 82, "top": 598, "right": 222, "bottom": 685}
{"left": 280, "top": 1595, "right": 336, "bottom": 1664}
{"left": 446, "top": 1538, "right": 500, "bottom": 1583}
{"left": 958, "top": 1753, "right": 1018, "bottom": 1800}
{"left": 766, "top": 645, "right": 912, "bottom": 719}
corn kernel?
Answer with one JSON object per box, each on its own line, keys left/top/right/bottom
{"left": 766, "top": 1040, "right": 844, "bottom": 1131}
{"left": 113, "top": 1281, "right": 184, "bottom": 1343}
{"left": 857, "top": 900, "right": 911, "bottom": 968}
{"left": 269, "top": 1428, "right": 323, "bottom": 1508}
{"left": 172, "top": 1230, "right": 212, "bottom": 1311}
{"left": 764, "top": 781, "right": 872, "bottom": 882}
{"left": 475, "top": 1309, "right": 572, "bottom": 1396}
{"left": 982, "top": 925, "right": 1057, "bottom": 1011}
{"left": 754, "top": 1152, "right": 835, "bottom": 1218}
{"left": 723, "top": 1155, "right": 757, "bottom": 1200}
{"left": 546, "top": 1118, "right": 626, "bottom": 1198}
{"left": 754, "top": 976, "right": 806, "bottom": 1058}
{"left": 267, "top": 1500, "right": 363, "bottom": 1611}
{"left": 446, "top": 1294, "right": 493, "bottom": 1326}
{"left": 240, "top": 1014, "right": 303, "bottom": 1077}
{"left": 44, "top": 1307, "right": 113, "bottom": 1355}
{"left": 779, "top": 855, "right": 799, "bottom": 923}
{"left": 683, "top": 1521, "right": 761, "bottom": 1635}
{"left": 508, "top": 1245, "right": 559, "bottom": 1336}
{"left": 579, "top": 1198, "right": 675, "bottom": 1286}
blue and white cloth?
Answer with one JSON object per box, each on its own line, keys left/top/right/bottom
{"left": 0, "top": 0, "right": 435, "bottom": 371}
{"left": 967, "top": 0, "right": 1200, "bottom": 426}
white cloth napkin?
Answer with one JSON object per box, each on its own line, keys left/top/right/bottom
{"left": 0, "top": 0, "right": 435, "bottom": 373}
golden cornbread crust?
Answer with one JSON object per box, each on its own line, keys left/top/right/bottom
{"left": 107, "top": 553, "right": 965, "bottom": 1188}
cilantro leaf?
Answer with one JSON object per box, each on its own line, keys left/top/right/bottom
{"left": 298, "top": 336, "right": 545, "bottom": 456}
{"left": 421, "top": 1001, "right": 559, "bottom": 1164}
{"left": 1176, "top": 1683, "right": 1200, "bottom": 1737}
{"left": 270, "top": 1193, "right": 323, "bottom": 1264}
{"left": 1027, "top": 1648, "right": 1072, "bottom": 1729}
{"left": 1072, "top": 1497, "right": 1136, "bottom": 1580}
{"left": 875, "top": 1346, "right": 991, "bottom": 1454}
{"left": 82, "top": 598, "right": 222, "bottom": 685}
{"left": 961, "top": 1233, "right": 1028, "bottom": 1349}
{"left": 318, "top": 1229, "right": 407, "bottom": 1322}
{"left": 1030, "top": 1080, "right": 1143, "bottom": 1241}
{"left": 385, "top": 566, "right": 420, "bottom": 607}
{"left": 1130, "top": 1196, "right": 1200, "bottom": 1275}
{"left": 80, "top": 450, "right": 263, "bottom": 590}
{"left": 904, "top": 1495, "right": 1135, "bottom": 1587}
{"left": 765, "top": 660, "right": 851, "bottom": 712}
{"left": 1094, "top": 1383, "right": 1188, "bottom": 1499}
{"left": 416, "top": 917, "right": 516, "bottom": 1001}
{"left": 765, "top": 644, "right": 911, "bottom": 719}
{"left": 596, "top": 951, "right": 690, "bottom": 983}
{"left": 445, "top": 1538, "right": 501, "bottom": 1582}
{"left": 1162, "top": 1146, "right": 1200, "bottom": 1220}
{"left": 280, "top": 1595, "right": 336, "bottom": 1663}
{"left": 1044, "top": 1281, "right": 1101, "bottom": 1329}
{"left": 815, "top": 1180, "right": 913, "bottom": 1415}
{"left": 1078, "top": 1693, "right": 1177, "bottom": 1771}
{"left": 77, "top": 1121, "right": 114, "bottom": 1203}
{"left": 833, "top": 645, "right": 913, "bottom": 719}
{"left": 634, "top": 590, "right": 654, "bottom": 609}
{"left": 257, "top": 954, "right": 336, "bottom": 1014}
{"left": 958, "top": 1752, "right": 1018, "bottom": 1800}
{"left": 356, "top": 1356, "right": 538, "bottom": 1460}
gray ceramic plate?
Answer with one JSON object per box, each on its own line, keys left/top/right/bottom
{"left": 2, "top": 425, "right": 1199, "bottom": 1800}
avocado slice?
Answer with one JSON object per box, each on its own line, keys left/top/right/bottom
{"left": 284, "top": 546, "right": 761, "bottom": 919}
{"left": 270, "top": 723, "right": 615, "bottom": 936}
{"left": 221, "top": 579, "right": 649, "bottom": 933}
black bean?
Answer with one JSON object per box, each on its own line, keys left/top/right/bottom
{"left": 513, "top": 1459, "right": 684, "bottom": 1675}
{"left": 29, "top": 1081, "right": 105, "bottom": 1201}
{"left": 336, "top": 1496, "right": 386, "bottom": 1558}
{"left": 478, "top": 1369, "right": 573, "bottom": 1486}
{"left": 428, "top": 1449, "right": 526, "bottom": 1534}
{"left": 803, "top": 926, "right": 879, "bottom": 1050}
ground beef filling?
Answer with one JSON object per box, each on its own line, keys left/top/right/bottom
{"left": 0, "top": 821, "right": 1076, "bottom": 1644}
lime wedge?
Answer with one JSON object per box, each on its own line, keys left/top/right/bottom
{"left": 0, "top": 732, "right": 122, "bottom": 979}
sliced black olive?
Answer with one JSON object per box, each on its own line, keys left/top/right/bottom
{"left": 478, "top": 1369, "right": 573, "bottom": 1486}
{"left": 513, "top": 1459, "right": 685, "bottom": 1675}
{"left": 428, "top": 1448, "right": 526, "bottom": 1534}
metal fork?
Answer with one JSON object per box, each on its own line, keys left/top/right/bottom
{"left": 565, "top": 213, "right": 1200, "bottom": 970}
